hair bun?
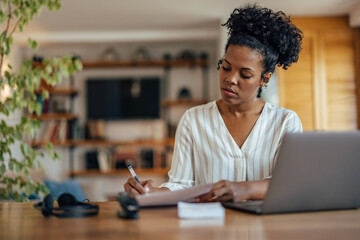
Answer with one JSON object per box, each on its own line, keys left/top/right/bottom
{"left": 223, "top": 5, "right": 303, "bottom": 70}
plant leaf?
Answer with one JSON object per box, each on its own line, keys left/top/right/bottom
{"left": 27, "top": 38, "right": 38, "bottom": 49}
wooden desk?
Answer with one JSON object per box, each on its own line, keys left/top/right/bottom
{"left": 1, "top": 201, "right": 359, "bottom": 240}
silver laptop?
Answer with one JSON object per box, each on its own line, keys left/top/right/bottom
{"left": 222, "top": 132, "right": 360, "bottom": 214}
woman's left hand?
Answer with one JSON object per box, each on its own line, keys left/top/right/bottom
{"left": 196, "top": 179, "right": 270, "bottom": 203}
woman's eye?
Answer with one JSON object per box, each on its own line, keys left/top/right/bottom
{"left": 241, "top": 74, "right": 251, "bottom": 79}
{"left": 222, "top": 66, "right": 231, "bottom": 72}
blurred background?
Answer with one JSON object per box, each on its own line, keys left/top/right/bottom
{"left": 4, "top": 0, "right": 360, "bottom": 200}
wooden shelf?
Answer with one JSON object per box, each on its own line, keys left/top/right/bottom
{"left": 35, "top": 87, "right": 78, "bottom": 96}
{"left": 30, "top": 113, "right": 77, "bottom": 121}
{"left": 30, "top": 138, "right": 175, "bottom": 148}
{"left": 82, "top": 59, "right": 208, "bottom": 68}
{"left": 72, "top": 138, "right": 175, "bottom": 147}
{"left": 30, "top": 141, "right": 73, "bottom": 148}
{"left": 162, "top": 99, "right": 208, "bottom": 107}
{"left": 69, "top": 168, "right": 170, "bottom": 177}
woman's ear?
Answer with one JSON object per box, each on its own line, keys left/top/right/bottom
{"left": 261, "top": 72, "right": 272, "bottom": 87}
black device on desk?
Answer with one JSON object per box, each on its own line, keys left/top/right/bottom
{"left": 34, "top": 193, "right": 99, "bottom": 218}
{"left": 117, "top": 192, "right": 139, "bottom": 219}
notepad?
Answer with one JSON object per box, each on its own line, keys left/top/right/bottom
{"left": 177, "top": 202, "right": 225, "bottom": 219}
{"left": 136, "top": 183, "right": 214, "bottom": 207}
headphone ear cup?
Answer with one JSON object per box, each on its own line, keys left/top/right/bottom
{"left": 42, "top": 194, "right": 54, "bottom": 217}
{"left": 58, "top": 193, "right": 77, "bottom": 207}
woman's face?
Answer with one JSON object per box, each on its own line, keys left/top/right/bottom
{"left": 219, "top": 45, "right": 269, "bottom": 106}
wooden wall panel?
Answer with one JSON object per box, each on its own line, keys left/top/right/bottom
{"left": 323, "top": 31, "right": 357, "bottom": 130}
{"left": 278, "top": 17, "right": 358, "bottom": 131}
{"left": 278, "top": 36, "right": 314, "bottom": 130}
{"left": 355, "top": 29, "right": 360, "bottom": 129}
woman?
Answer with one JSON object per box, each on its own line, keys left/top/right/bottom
{"left": 124, "top": 5, "right": 303, "bottom": 202}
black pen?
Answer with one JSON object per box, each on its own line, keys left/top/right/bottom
{"left": 127, "top": 164, "right": 143, "bottom": 186}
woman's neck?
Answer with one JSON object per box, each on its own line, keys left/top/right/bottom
{"left": 217, "top": 98, "right": 265, "bottom": 118}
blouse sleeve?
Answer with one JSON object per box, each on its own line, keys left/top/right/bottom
{"left": 159, "top": 110, "right": 195, "bottom": 191}
{"left": 283, "top": 111, "right": 303, "bottom": 133}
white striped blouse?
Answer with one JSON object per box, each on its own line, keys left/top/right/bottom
{"left": 160, "top": 100, "right": 303, "bottom": 191}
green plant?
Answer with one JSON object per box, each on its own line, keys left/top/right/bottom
{"left": 0, "top": 0, "right": 82, "bottom": 201}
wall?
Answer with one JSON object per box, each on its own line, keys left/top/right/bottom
{"left": 20, "top": 40, "right": 220, "bottom": 201}
{"left": 278, "top": 17, "right": 358, "bottom": 131}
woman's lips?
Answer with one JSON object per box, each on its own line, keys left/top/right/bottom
{"left": 222, "top": 88, "right": 238, "bottom": 97}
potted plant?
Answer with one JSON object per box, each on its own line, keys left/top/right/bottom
{"left": 0, "top": 0, "right": 82, "bottom": 201}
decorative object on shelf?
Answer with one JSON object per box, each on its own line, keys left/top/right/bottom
{"left": 176, "top": 50, "right": 197, "bottom": 60}
{"left": 177, "top": 87, "right": 192, "bottom": 100}
{"left": 35, "top": 94, "right": 68, "bottom": 114}
{"left": 85, "top": 149, "right": 113, "bottom": 173}
{"left": 71, "top": 55, "right": 82, "bottom": 62}
{"left": 176, "top": 50, "right": 197, "bottom": 68}
{"left": 86, "top": 151, "right": 100, "bottom": 170}
{"left": 71, "top": 120, "right": 83, "bottom": 140}
{"left": 32, "top": 55, "right": 43, "bottom": 63}
{"left": 114, "top": 149, "right": 136, "bottom": 169}
{"left": 98, "top": 149, "right": 112, "bottom": 173}
{"left": 200, "top": 52, "right": 209, "bottom": 60}
{"left": 131, "top": 47, "right": 151, "bottom": 62}
{"left": 0, "top": 0, "right": 82, "bottom": 202}
{"left": 101, "top": 47, "right": 120, "bottom": 62}
{"left": 140, "top": 149, "right": 154, "bottom": 168}
{"left": 163, "top": 53, "right": 172, "bottom": 60}
{"left": 86, "top": 120, "right": 106, "bottom": 140}
{"left": 115, "top": 158, "right": 136, "bottom": 170}
{"left": 56, "top": 100, "right": 67, "bottom": 113}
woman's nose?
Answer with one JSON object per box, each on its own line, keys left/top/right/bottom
{"left": 225, "top": 72, "right": 239, "bottom": 84}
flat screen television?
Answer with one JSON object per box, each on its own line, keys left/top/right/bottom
{"left": 86, "top": 77, "right": 160, "bottom": 120}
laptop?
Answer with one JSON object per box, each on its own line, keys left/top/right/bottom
{"left": 222, "top": 132, "right": 360, "bottom": 214}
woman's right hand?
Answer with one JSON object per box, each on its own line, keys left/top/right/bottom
{"left": 124, "top": 178, "right": 153, "bottom": 196}
{"left": 124, "top": 178, "right": 170, "bottom": 196}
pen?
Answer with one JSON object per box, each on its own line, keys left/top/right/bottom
{"left": 127, "top": 164, "right": 142, "bottom": 186}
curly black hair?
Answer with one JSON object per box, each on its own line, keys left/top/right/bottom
{"left": 222, "top": 5, "right": 303, "bottom": 74}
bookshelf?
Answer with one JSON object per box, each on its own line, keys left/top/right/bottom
{"left": 32, "top": 58, "right": 209, "bottom": 178}
{"left": 79, "top": 59, "right": 208, "bottom": 177}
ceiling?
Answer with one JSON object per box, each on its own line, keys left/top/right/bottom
{"left": 18, "top": 0, "right": 360, "bottom": 43}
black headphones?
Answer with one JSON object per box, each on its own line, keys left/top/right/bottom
{"left": 34, "top": 193, "right": 99, "bottom": 218}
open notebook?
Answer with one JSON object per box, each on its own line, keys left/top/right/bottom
{"left": 136, "top": 183, "right": 214, "bottom": 207}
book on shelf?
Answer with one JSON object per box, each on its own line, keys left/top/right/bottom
{"left": 98, "top": 150, "right": 111, "bottom": 172}
{"left": 38, "top": 120, "right": 68, "bottom": 142}
{"left": 35, "top": 92, "right": 67, "bottom": 115}
{"left": 113, "top": 151, "right": 137, "bottom": 169}
{"left": 86, "top": 120, "right": 105, "bottom": 139}
{"left": 58, "top": 120, "right": 68, "bottom": 141}
{"left": 85, "top": 150, "right": 113, "bottom": 172}
{"left": 43, "top": 121, "right": 56, "bottom": 141}
{"left": 70, "top": 120, "right": 82, "bottom": 140}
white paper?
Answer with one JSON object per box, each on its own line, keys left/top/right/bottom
{"left": 177, "top": 202, "right": 225, "bottom": 219}
{"left": 136, "top": 183, "right": 214, "bottom": 207}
